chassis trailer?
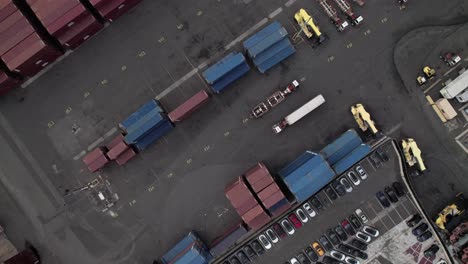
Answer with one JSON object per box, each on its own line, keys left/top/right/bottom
{"left": 272, "top": 94, "right": 325, "bottom": 133}
{"left": 317, "top": 0, "right": 349, "bottom": 32}
{"left": 332, "top": 0, "right": 363, "bottom": 26}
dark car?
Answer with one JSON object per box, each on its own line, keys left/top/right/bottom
{"left": 297, "top": 252, "right": 311, "bottom": 264}
{"left": 376, "top": 148, "right": 389, "bottom": 162}
{"left": 348, "top": 214, "right": 362, "bottom": 229}
{"left": 341, "top": 219, "right": 356, "bottom": 236}
{"left": 250, "top": 240, "right": 265, "bottom": 255}
{"left": 392, "top": 182, "right": 406, "bottom": 197}
{"left": 243, "top": 245, "right": 256, "bottom": 260}
{"left": 332, "top": 181, "right": 346, "bottom": 196}
{"left": 384, "top": 186, "right": 399, "bottom": 203}
{"left": 334, "top": 225, "right": 348, "bottom": 241}
{"left": 352, "top": 249, "right": 368, "bottom": 259}
{"left": 319, "top": 235, "right": 333, "bottom": 251}
{"left": 304, "top": 246, "right": 319, "bottom": 262}
{"left": 272, "top": 223, "right": 287, "bottom": 238}
{"left": 406, "top": 214, "right": 422, "bottom": 227}
{"left": 310, "top": 196, "right": 324, "bottom": 210}
{"left": 326, "top": 229, "right": 340, "bottom": 246}
{"left": 322, "top": 256, "right": 342, "bottom": 264}
{"left": 229, "top": 256, "right": 241, "bottom": 264}
{"left": 417, "top": 231, "right": 433, "bottom": 242}
{"left": 236, "top": 251, "right": 251, "bottom": 264}
{"left": 324, "top": 186, "right": 338, "bottom": 200}
{"left": 376, "top": 191, "right": 391, "bottom": 208}
{"left": 369, "top": 152, "right": 382, "bottom": 168}
{"left": 412, "top": 223, "right": 429, "bottom": 236}
{"left": 351, "top": 239, "right": 368, "bottom": 251}
{"left": 338, "top": 244, "right": 368, "bottom": 259}
{"left": 318, "top": 192, "right": 332, "bottom": 208}
{"left": 423, "top": 244, "right": 439, "bottom": 258}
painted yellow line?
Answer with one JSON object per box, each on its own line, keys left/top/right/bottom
{"left": 224, "top": 131, "right": 230, "bottom": 137}
{"left": 84, "top": 91, "right": 90, "bottom": 98}
{"left": 65, "top": 107, "right": 72, "bottom": 114}
{"left": 346, "top": 43, "right": 353, "bottom": 49}
{"left": 101, "top": 79, "right": 108, "bottom": 85}
{"left": 47, "top": 121, "right": 55, "bottom": 128}
{"left": 158, "top": 36, "right": 166, "bottom": 44}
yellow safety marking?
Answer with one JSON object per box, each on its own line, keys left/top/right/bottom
{"left": 84, "top": 91, "right": 90, "bottom": 98}
{"left": 242, "top": 118, "right": 249, "bottom": 124}
{"left": 400, "top": 5, "right": 406, "bottom": 10}
{"left": 186, "top": 158, "right": 192, "bottom": 164}
{"left": 101, "top": 79, "right": 108, "bottom": 85}
{"left": 109, "top": 211, "right": 119, "bottom": 218}
{"left": 65, "top": 107, "right": 72, "bottom": 114}
{"left": 197, "top": 10, "right": 203, "bottom": 16}
{"left": 346, "top": 42, "right": 353, "bottom": 49}
{"left": 158, "top": 36, "right": 166, "bottom": 44}
{"left": 129, "top": 200, "right": 137, "bottom": 206}
{"left": 381, "top": 17, "right": 388, "bottom": 23}
{"left": 177, "top": 24, "right": 184, "bottom": 30}
{"left": 167, "top": 172, "right": 174, "bottom": 178}
{"left": 47, "top": 121, "right": 55, "bottom": 128}
{"left": 364, "top": 29, "right": 371, "bottom": 36}
{"left": 224, "top": 131, "right": 230, "bottom": 137}
{"left": 327, "top": 56, "right": 335, "bottom": 62}
{"left": 121, "top": 65, "right": 127, "bottom": 71}
{"left": 203, "top": 145, "right": 210, "bottom": 152}
{"left": 148, "top": 186, "right": 155, "bottom": 192}
{"left": 138, "top": 51, "right": 146, "bottom": 57}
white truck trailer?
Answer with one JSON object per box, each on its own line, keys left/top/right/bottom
{"left": 440, "top": 68, "right": 468, "bottom": 101}
{"left": 272, "top": 94, "right": 325, "bottom": 133}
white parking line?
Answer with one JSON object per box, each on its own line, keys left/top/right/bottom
{"left": 72, "top": 150, "right": 87, "bottom": 161}
{"left": 87, "top": 137, "right": 104, "bottom": 151}
{"left": 423, "top": 79, "right": 441, "bottom": 94}
{"left": 284, "top": 0, "right": 297, "bottom": 7}
{"left": 268, "top": 8, "right": 283, "bottom": 19}
{"left": 155, "top": 68, "right": 198, "bottom": 100}
{"left": 223, "top": 18, "right": 269, "bottom": 50}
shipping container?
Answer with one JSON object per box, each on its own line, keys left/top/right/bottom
{"left": 225, "top": 177, "right": 254, "bottom": 206}
{"left": 321, "top": 129, "right": 362, "bottom": 165}
{"left": 209, "top": 223, "right": 247, "bottom": 257}
{"left": 87, "top": 154, "right": 109, "bottom": 172}
{"left": 242, "top": 205, "right": 270, "bottom": 230}
{"left": 45, "top": 4, "right": 88, "bottom": 36}
{"left": 82, "top": 147, "right": 106, "bottom": 165}
{"left": 244, "top": 162, "right": 274, "bottom": 193}
{"left": 257, "top": 183, "right": 281, "bottom": 201}
{"left": 0, "top": 2, "right": 17, "bottom": 22}
{"left": 202, "top": 52, "right": 246, "bottom": 84}
{"left": 124, "top": 108, "right": 166, "bottom": 144}
{"left": 120, "top": 99, "right": 164, "bottom": 131}
{"left": 261, "top": 191, "right": 285, "bottom": 208}
{"left": 107, "top": 141, "right": 128, "bottom": 160}
{"left": 243, "top": 21, "right": 282, "bottom": 51}
{"left": 332, "top": 144, "right": 371, "bottom": 174}
{"left": 278, "top": 151, "right": 315, "bottom": 178}
{"left": 91, "top": 0, "right": 142, "bottom": 22}
{"left": 252, "top": 38, "right": 292, "bottom": 66}
{"left": 211, "top": 62, "right": 250, "bottom": 93}
{"left": 235, "top": 197, "right": 258, "bottom": 216}
{"left": 161, "top": 232, "right": 206, "bottom": 264}
{"left": 172, "top": 246, "right": 212, "bottom": 264}
{"left": 116, "top": 148, "right": 136, "bottom": 165}
{"left": 0, "top": 71, "right": 21, "bottom": 96}
{"left": 106, "top": 134, "right": 124, "bottom": 149}
{"left": 168, "top": 90, "right": 210, "bottom": 122}
{"left": 58, "top": 15, "right": 103, "bottom": 49}
{"left": 0, "top": 11, "right": 35, "bottom": 55}
{"left": 133, "top": 119, "right": 174, "bottom": 151}
{"left": 246, "top": 27, "right": 288, "bottom": 59}
{"left": 269, "top": 198, "right": 291, "bottom": 217}
{"left": 257, "top": 44, "right": 295, "bottom": 74}
{"left": 28, "top": 0, "right": 81, "bottom": 27}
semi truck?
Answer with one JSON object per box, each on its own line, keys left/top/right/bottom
{"left": 272, "top": 94, "right": 325, "bottom": 133}
{"left": 332, "top": 0, "right": 363, "bottom": 26}
{"left": 317, "top": 0, "right": 349, "bottom": 32}
{"left": 440, "top": 68, "right": 468, "bottom": 101}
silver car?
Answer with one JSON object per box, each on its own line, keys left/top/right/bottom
{"left": 356, "top": 231, "right": 372, "bottom": 243}
{"left": 330, "top": 250, "right": 346, "bottom": 261}
{"left": 355, "top": 208, "right": 368, "bottom": 223}
{"left": 302, "top": 202, "right": 317, "bottom": 218}
{"left": 340, "top": 177, "right": 353, "bottom": 192}
{"left": 347, "top": 171, "right": 361, "bottom": 185}
{"left": 296, "top": 208, "right": 309, "bottom": 223}
{"left": 258, "top": 234, "right": 272, "bottom": 249}
{"left": 355, "top": 165, "right": 368, "bottom": 180}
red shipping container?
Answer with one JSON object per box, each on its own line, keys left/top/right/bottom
{"left": 0, "top": 2, "right": 17, "bottom": 23}
{"left": 28, "top": 0, "right": 81, "bottom": 26}
{"left": 0, "top": 71, "right": 21, "bottom": 96}
{"left": 0, "top": 12, "right": 35, "bottom": 55}
{"left": 106, "top": 134, "right": 124, "bottom": 149}
{"left": 225, "top": 178, "right": 255, "bottom": 208}
{"left": 45, "top": 4, "right": 89, "bottom": 36}
{"left": 1, "top": 33, "right": 61, "bottom": 77}
{"left": 87, "top": 154, "right": 109, "bottom": 172}
{"left": 82, "top": 147, "right": 106, "bottom": 165}
{"left": 116, "top": 148, "right": 136, "bottom": 165}
{"left": 242, "top": 205, "right": 270, "bottom": 230}
{"left": 235, "top": 197, "right": 258, "bottom": 216}
{"left": 93, "top": 0, "right": 142, "bottom": 22}
{"left": 262, "top": 191, "right": 285, "bottom": 208}
{"left": 257, "top": 183, "right": 281, "bottom": 201}
{"left": 57, "top": 14, "right": 103, "bottom": 49}
{"left": 244, "top": 162, "right": 274, "bottom": 192}
{"left": 168, "top": 90, "right": 210, "bottom": 122}
{"left": 107, "top": 141, "right": 129, "bottom": 160}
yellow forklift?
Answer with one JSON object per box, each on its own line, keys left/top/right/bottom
{"left": 417, "top": 66, "right": 436, "bottom": 86}
{"left": 294, "top": 9, "right": 327, "bottom": 46}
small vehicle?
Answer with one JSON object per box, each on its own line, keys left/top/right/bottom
{"left": 281, "top": 219, "right": 295, "bottom": 235}
{"left": 319, "top": 235, "right": 333, "bottom": 251}
{"left": 376, "top": 191, "right": 391, "bottom": 208}
{"left": 288, "top": 213, "right": 303, "bottom": 229}
{"left": 355, "top": 209, "right": 368, "bottom": 223}
{"left": 355, "top": 166, "right": 368, "bottom": 179}
{"left": 229, "top": 256, "right": 242, "bottom": 264}
{"left": 312, "top": 241, "right": 326, "bottom": 256}
{"left": 334, "top": 225, "right": 348, "bottom": 241}
{"left": 412, "top": 223, "right": 429, "bottom": 236}
{"left": 424, "top": 244, "right": 440, "bottom": 258}
{"left": 258, "top": 234, "right": 272, "bottom": 249}
{"left": 325, "top": 186, "right": 338, "bottom": 200}
{"left": 236, "top": 251, "right": 251, "bottom": 264}
{"left": 326, "top": 229, "right": 341, "bottom": 246}
{"left": 340, "top": 177, "right": 353, "bottom": 192}
{"left": 348, "top": 214, "right": 362, "bottom": 229}
{"left": 266, "top": 229, "right": 279, "bottom": 243}
{"left": 351, "top": 249, "right": 368, "bottom": 260}
{"left": 297, "top": 252, "right": 311, "bottom": 264}
{"left": 384, "top": 186, "right": 399, "bottom": 203}
{"left": 392, "top": 182, "right": 406, "bottom": 197}
{"left": 362, "top": 226, "right": 379, "bottom": 237}
{"left": 406, "top": 214, "right": 422, "bottom": 227}
{"left": 338, "top": 244, "right": 367, "bottom": 259}
{"left": 243, "top": 245, "right": 257, "bottom": 259}
{"left": 322, "top": 256, "right": 343, "bottom": 264}
{"left": 330, "top": 250, "right": 345, "bottom": 261}
{"left": 355, "top": 231, "right": 371, "bottom": 243}
{"left": 417, "top": 231, "right": 433, "bottom": 242}
{"left": 347, "top": 171, "right": 360, "bottom": 185}
{"left": 290, "top": 257, "right": 300, "bottom": 264}
{"left": 310, "top": 196, "right": 324, "bottom": 210}
{"left": 345, "top": 256, "right": 360, "bottom": 264}
{"left": 304, "top": 246, "right": 319, "bottom": 261}
{"left": 251, "top": 102, "right": 268, "bottom": 118}
{"left": 273, "top": 223, "right": 287, "bottom": 238}
{"left": 267, "top": 91, "right": 285, "bottom": 108}
{"left": 341, "top": 219, "right": 356, "bottom": 235}
{"left": 303, "top": 202, "right": 317, "bottom": 218}
{"left": 332, "top": 181, "right": 347, "bottom": 196}
{"left": 376, "top": 148, "right": 389, "bottom": 162}
{"left": 351, "top": 239, "right": 368, "bottom": 251}
{"left": 441, "top": 52, "right": 461, "bottom": 67}
{"left": 250, "top": 240, "right": 265, "bottom": 255}
{"left": 296, "top": 208, "right": 309, "bottom": 223}
{"left": 285, "top": 80, "right": 300, "bottom": 93}
{"left": 318, "top": 192, "right": 332, "bottom": 208}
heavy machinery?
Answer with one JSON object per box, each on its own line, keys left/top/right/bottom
{"left": 435, "top": 193, "right": 466, "bottom": 231}
{"left": 417, "top": 66, "right": 436, "bottom": 85}
{"left": 294, "top": 9, "right": 327, "bottom": 45}
{"left": 317, "top": 0, "right": 349, "bottom": 32}
{"left": 441, "top": 52, "right": 461, "bottom": 67}
{"left": 332, "top": 0, "right": 363, "bottom": 26}
{"left": 401, "top": 138, "right": 426, "bottom": 173}
{"left": 350, "top": 104, "right": 378, "bottom": 135}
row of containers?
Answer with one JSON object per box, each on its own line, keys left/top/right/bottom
{"left": 0, "top": 0, "right": 142, "bottom": 96}
{"left": 158, "top": 129, "right": 372, "bottom": 264}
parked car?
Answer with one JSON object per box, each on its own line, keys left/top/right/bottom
{"left": 376, "top": 191, "right": 391, "bottom": 208}
{"left": 251, "top": 102, "right": 268, "bottom": 118}
{"left": 341, "top": 219, "right": 356, "bottom": 235}
{"left": 330, "top": 250, "right": 345, "bottom": 261}
{"left": 236, "top": 251, "right": 251, "bottom": 264}
{"left": 325, "top": 186, "right": 338, "bottom": 200}
{"left": 348, "top": 214, "right": 362, "bottom": 229}
{"left": 258, "top": 234, "right": 272, "bottom": 249}
{"left": 392, "top": 181, "right": 406, "bottom": 197}
{"left": 334, "top": 225, "right": 348, "bottom": 241}
{"left": 355, "top": 166, "right": 368, "bottom": 180}
{"left": 332, "top": 181, "right": 347, "bottom": 196}
{"left": 355, "top": 209, "right": 368, "bottom": 223}
{"left": 340, "top": 177, "right": 353, "bottom": 192}
{"left": 310, "top": 196, "right": 324, "bottom": 210}
{"left": 424, "top": 244, "right": 440, "bottom": 258}
{"left": 303, "top": 202, "right": 317, "bottom": 218}
{"left": 273, "top": 223, "right": 287, "bottom": 238}
{"left": 266, "top": 229, "right": 279, "bottom": 243}
{"left": 384, "top": 186, "right": 399, "bottom": 203}
{"left": 347, "top": 171, "right": 361, "bottom": 185}
{"left": 417, "top": 231, "right": 433, "bottom": 242}
{"left": 351, "top": 239, "right": 368, "bottom": 251}
{"left": 250, "top": 240, "right": 265, "bottom": 255}
{"left": 288, "top": 213, "right": 303, "bottom": 229}
{"left": 338, "top": 244, "right": 367, "bottom": 259}
{"left": 369, "top": 152, "right": 382, "bottom": 168}
{"left": 297, "top": 252, "right": 311, "bottom": 264}
{"left": 243, "top": 245, "right": 257, "bottom": 259}
{"left": 362, "top": 226, "right": 379, "bottom": 237}
{"left": 281, "top": 219, "right": 295, "bottom": 235}
{"left": 355, "top": 232, "right": 371, "bottom": 243}
{"left": 312, "top": 241, "right": 325, "bottom": 256}
{"left": 304, "top": 246, "right": 319, "bottom": 261}
{"left": 290, "top": 257, "right": 300, "bottom": 264}
{"left": 229, "top": 256, "right": 241, "bottom": 264}
{"left": 296, "top": 208, "right": 309, "bottom": 223}
{"left": 412, "top": 223, "right": 429, "bottom": 236}
{"left": 322, "top": 256, "right": 343, "bottom": 264}
{"left": 319, "top": 235, "right": 333, "bottom": 251}
{"left": 345, "top": 255, "right": 361, "bottom": 264}
{"left": 326, "top": 229, "right": 340, "bottom": 246}
{"left": 406, "top": 214, "right": 422, "bottom": 227}
{"left": 318, "top": 192, "right": 332, "bottom": 208}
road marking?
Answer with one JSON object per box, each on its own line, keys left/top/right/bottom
{"left": 121, "top": 65, "right": 127, "bottom": 71}
{"left": 84, "top": 91, "right": 90, "bottom": 98}
{"left": 155, "top": 68, "right": 198, "bottom": 100}
{"left": 203, "top": 145, "right": 210, "bottom": 151}
{"left": 158, "top": 36, "right": 166, "bottom": 44}
{"left": 177, "top": 23, "right": 184, "bottom": 30}
{"left": 381, "top": 17, "right": 388, "bottom": 23}
{"left": 148, "top": 186, "right": 155, "bottom": 192}
{"left": 65, "top": 107, "right": 72, "bottom": 114}
{"left": 87, "top": 137, "right": 104, "bottom": 151}
{"left": 224, "top": 131, "right": 230, "bottom": 137}
{"left": 72, "top": 150, "right": 87, "bottom": 161}
{"left": 385, "top": 122, "right": 402, "bottom": 135}
{"left": 138, "top": 51, "right": 146, "bottom": 57}
{"left": 101, "top": 79, "right": 108, "bottom": 85}
{"left": 268, "top": 7, "right": 283, "bottom": 19}
{"left": 129, "top": 200, "right": 137, "bottom": 206}
{"left": 242, "top": 118, "right": 249, "bottom": 124}
{"left": 443, "top": 64, "right": 460, "bottom": 76}
{"left": 423, "top": 79, "right": 441, "bottom": 94}
{"left": 197, "top": 10, "right": 203, "bottom": 16}
{"left": 224, "top": 18, "right": 269, "bottom": 50}
{"left": 285, "top": 0, "right": 297, "bottom": 7}
{"left": 300, "top": 76, "right": 306, "bottom": 82}
{"left": 346, "top": 42, "right": 353, "bottom": 49}
{"left": 327, "top": 56, "right": 335, "bottom": 62}
{"left": 217, "top": 208, "right": 229, "bottom": 217}
{"left": 363, "top": 29, "right": 371, "bottom": 36}
{"left": 167, "top": 172, "right": 174, "bottom": 178}
{"left": 47, "top": 121, "right": 55, "bottom": 128}
{"left": 104, "top": 127, "right": 118, "bottom": 138}
{"left": 186, "top": 158, "right": 192, "bottom": 164}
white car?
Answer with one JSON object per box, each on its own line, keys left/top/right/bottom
{"left": 290, "top": 257, "right": 300, "bottom": 264}
{"left": 258, "top": 234, "right": 272, "bottom": 249}
{"left": 330, "top": 250, "right": 346, "bottom": 261}
{"left": 303, "top": 202, "right": 317, "bottom": 218}
{"left": 355, "top": 208, "right": 369, "bottom": 223}
{"left": 362, "top": 226, "right": 379, "bottom": 237}
{"left": 345, "top": 256, "right": 361, "bottom": 264}
{"left": 355, "top": 231, "right": 372, "bottom": 243}
{"left": 266, "top": 229, "right": 279, "bottom": 243}
{"left": 281, "top": 219, "right": 295, "bottom": 235}
{"left": 296, "top": 208, "right": 309, "bottom": 223}
{"left": 347, "top": 171, "right": 361, "bottom": 185}
{"left": 355, "top": 165, "right": 368, "bottom": 180}
{"left": 340, "top": 177, "right": 353, "bottom": 192}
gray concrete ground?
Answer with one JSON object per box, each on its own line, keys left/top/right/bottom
{"left": 0, "top": 0, "right": 467, "bottom": 263}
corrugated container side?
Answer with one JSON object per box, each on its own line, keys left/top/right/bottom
{"left": 294, "top": 186, "right": 316, "bottom": 202}
{"left": 250, "top": 177, "right": 274, "bottom": 193}
{"left": 82, "top": 147, "right": 105, "bottom": 165}
{"left": 257, "top": 183, "right": 281, "bottom": 201}
{"left": 253, "top": 38, "right": 292, "bottom": 66}
{"left": 161, "top": 232, "right": 199, "bottom": 263}
{"left": 115, "top": 148, "right": 136, "bottom": 165}
{"left": 168, "top": 90, "right": 210, "bottom": 122}
{"left": 0, "top": 71, "right": 21, "bottom": 96}
{"left": 87, "top": 154, "right": 109, "bottom": 172}
{"left": 270, "top": 202, "right": 291, "bottom": 217}
{"left": 209, "top": 224, "right": 247, "bottom": 257}
{"left": 247, "top": 27, "right": 288, "bottom": 59}
{"left": 235, "top": 197, "right": 258, "bottom": 216}
{"left": 45, "top": 4, "right": 88, "bottom": 36}
{"left": 268, "top": 197, "right": 290, "bottom": 212}
{"left": 120, "top": 99, "right": 161, "bottom": 131}
{"left": 202, "top": 52, "right": 245, "bottom": 84}
{"left": 94, "top": 0, "right": 142, "bottom": 22}
{"left": 243, "top": 207, "right": 270, "bottom": 230}
{"left": 278, "top": 151, "right": 314, "bottom": 178}
{"left": 333, "top": 144, "right": 371, "bottom": 174}
{"left": 262, "top": 191, "right": 285, "bottom": 208}
{"left": 0, "top": 12, "right": 35, "bottom": 55}
{"left": 211, "top": 62, "right": 250, "bottom": 93}
{"left": 257, "top": 44, "right": 295, "bottom": 74}
{"left": 106, "top": 134, "right": 124, "bottom": 149}
{"left": 0, "top": 2, "right": 17, "bottom": 22}
{"left": 244, "top": 162, "right": 267, "bottom": 182}
{"left": 124, "top": 109, "right": 165, "bottom": 144}
{"left": 134, "top": 119, "right": 174, "bottom": 150}
{"left": 321, "top": 129, "right": 362, "bottom": 164}
{"left": 243, "top": 21, "right": 282, "bottom": 50}
{"left": 282, "top": 154, "right": 322, "bottom": 188}
{"left": 29, "top": 0, "right": 81, "bottom": 26}
{"left": 58, "top": 15, "right": 103, "bottom": 49}
{"left": 107, "top": 141, "right": 128, "bottom": 160}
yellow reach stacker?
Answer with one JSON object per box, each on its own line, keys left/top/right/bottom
{"left": 401, "top": 138, "right": 426, "bottom": 173}
{"left": 435, "top": 192, "right": 466, "bottom": 230}
{"left": 351, "top": 104, "right": 378, "bottom": 135}
{"left": 294, "top": 9, "right": 326, "bottom": 45}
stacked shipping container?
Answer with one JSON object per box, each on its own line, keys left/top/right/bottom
{"left": 160, "top": 231, "right": 212, "bottom": 264}
{"left": 82, "top": 147, "right": 109, "bottom": 172}
{"left": 106, "top": 134, "right": 136, "bottom": 165}
{"left": 0, "top": 70, "right": 20, "bottom": 96}
{"left": 332, "top": 144, "right": 371, "bottom": 174}
{"left": 209, "top": 223, "right": 247, "bottom": 257}
{"left": 243, "top": 21, "right": 295, "bottom": 73}
{"left": 168, "top": 90, "right": 210, "bottom": 123}
{"left": 202, "top": 52, "right": 250, "bottom": 93}
{"left": 89, "top": 0, "right": 142, "bottom": 22}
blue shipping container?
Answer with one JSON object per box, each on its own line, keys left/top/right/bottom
{"left": 211, "top": 62, "right": 250, "bottom": 93}
{"left": 210, "top": 225, "right": 248, "bottom": 257}
{"left": 321, "top": 129, "right": 362, "bottom": 165}
{"left": 268, "top": 198, "right": 289, "bottom": 212}
{"left": 134, "top": 119, "right": 174, "bottom": 151}
{"left": 120, "top": 99, "right": 164, "bottom": 131}
{"left": 247, "top": 27, "right": 288, "bottom": 59}
{"left": 257, "top": 44, "right": 295, "bottom": 74}
{"left": 202, "top": 53, "right": 246, "bottom": 84}
{"left": 333, "top": 144, "right": 372, "bottom": 174}
{"left": 279, "top": 151, "right": 315, "bottom": 178}
{"left": 124, "top": 109, "right": 166, "bottom": 144}
{"left": 243, "top": 21, "right": 282, "bottom": 50}
{"left": 173, "top": 246, "right": 211, "bottom": 264}
{"left": 161, "top": 232, "right": 199, "bottom": 263}
{"left": 281, "top": 153, "right": 324, "bottom": 186}
{"left": 253, "top": 38, "right": 292, "bottom": 66}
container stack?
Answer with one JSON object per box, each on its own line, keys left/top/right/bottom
{"left": 106, "top": 134, "right": 136, "bottom": 165}
{"left": 82, "top": 147, "right": 109, "bottom": 172}
{"left": 0, "top": 70, "right": 21, "bottom": 96}
{"left": 168, "top": 90, "right": 210, "bottom": 123}
{"left": 88, "top": 0, "right": 142, "bottom": 22}
{"left": 243, "top": 21, "right": 295, "bottom": 74}
{"left": 160, "top": 231, "right": 212, "bottom": 264}
{"left": 209, "top": 223, "right": 247, "bottom": 257}
{"left": 120, "top": 99, "right": 174, "bottom": 151}
{"left": 332, "top": 144, "right": 371, "bottom": 174}
{"left": 0, "top": 1, "right": 62, "bottom": 77}
{"left": 202, "top": 52, "right": 250, "bottom": 94}
{"left": 26, "top": 0, "right": 103, "bottom": 50}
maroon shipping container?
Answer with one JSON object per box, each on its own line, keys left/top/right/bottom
{"left": 257, "top": 183, "right": 281, "bottom": 201}
{"left": 0, "top": 1, "right": 17, "bottom": 22}
{"left": 28, "top": 0, "right": 81, "bottom": 26}
{"left": 116, "top": 148, "right": 136, "bottom": 165}
{"left": 235, "top": 197, "right": 258, "bottom": 216}
{"left": 87, "top": 154, "right": 109, "bottom": 172}
{"left": 242, "top": 205, "right": 270, "bottom": 230}
{"left": 96, "top": 0, "right": 142, "bottom": 22}
{"left": 45, "top": 4, "right": 89, "bottom": 36}
{"left": 168, "top": 90, "right": 210, "bottom": 122}
{"left": 0, "top": 11, "right": 35, "bottom": 55}
{"left": 106, "top": 134, "right": 124, "bottom": 149}
{"left": 82, "top": 147, "right": 106, "bottom": 165}
{"left": 225, "top": 177, "right": 255, "bottom": 208}
{"left": 107, "top": 141, "right": 129, "bottom": 160}
{"left": 1, "top": 33, "right": 61, "bottom": 77}
{"left": 269, "top": 198, "right": 291, "bottom": 217}
{"left": 57, "top": 14, "right": 103, "bottom": 49}
{"left": 0, "top": 71, "right": 21, "bottom": 96}
{"left": 262, "top": 191, "right": 285, "bottom": 208}
{"left": 244, "top": 162, "right": 274, "bottom": 193}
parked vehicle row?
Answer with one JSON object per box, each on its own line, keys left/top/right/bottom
{"left": 375, "top": 181, "right": 406, "bottom": 208}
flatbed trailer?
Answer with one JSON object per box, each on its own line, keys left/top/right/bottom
{"left": 332, "top": 0, "right": 363, "bottom": 26}
{"left": 317, "top": 0, "right": 349, "bottom": 32}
